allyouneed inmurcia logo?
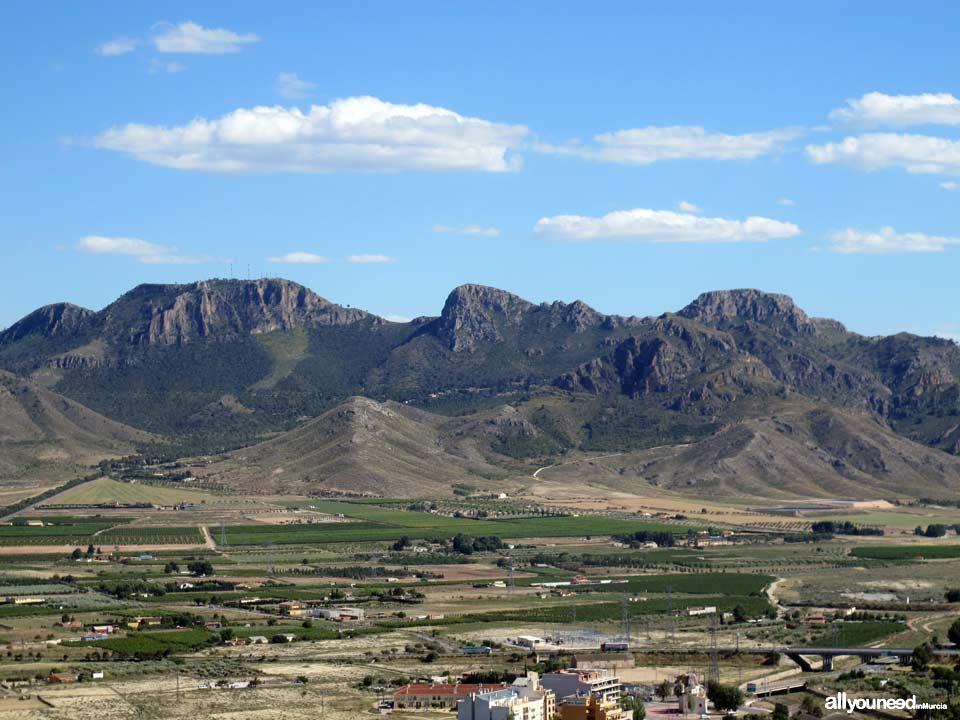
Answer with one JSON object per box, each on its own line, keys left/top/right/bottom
{"left": 825, "top": 691, "right": 947, "bottom": 714}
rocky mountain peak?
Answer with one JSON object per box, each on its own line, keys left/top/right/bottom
{"left": 678, "top": 289, "right": 814, "bottom": 334}
{"left": 435, "top": 284, "right": 537, "bottom": 352}
{"left": 0, "top": 303, "right": 94, "bottom": 343}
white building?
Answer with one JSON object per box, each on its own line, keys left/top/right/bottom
{"left": 539, "top": 669, "right": 622, "bottom": 707}
{"left": 458, "top": 677, "right": 553, "bottom": 720}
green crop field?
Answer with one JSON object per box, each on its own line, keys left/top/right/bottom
{"left": 851, "top": 545, "right": 960, "bottom": 560}
{"left": 388, "top": 594, "right": 773, "bottom": 627}
{"left": 0, "top": 523, "right": 112, "bottom": 545}
{"left": 811, "top": 620, "right": 905, "bottom": 647}
{"left": 69, "top": 629, "right": 214, "bottom": 657}
{"left": 222, "top": 503, "right": 691, "bottom": 546}
{"left": 47, "top": 477, "right": 216, "bottom": 506}
{"left": 96, "top": 526, "right": 205, "bottom": 545}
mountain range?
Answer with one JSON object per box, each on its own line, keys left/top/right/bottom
{"left": 2, "top": 278, "right": 960, "bottom": 499}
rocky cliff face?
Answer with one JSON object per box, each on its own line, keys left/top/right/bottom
{"left": 434, "top": 284, "right": 536, "bottom": 352}
{"left": 679, "top": 289, "right": 816, "bottom": 335}
{"left": 433, "top": 284, "right": 640, "bottom": 352}
{"left": 98, "top": 278, "right": 375, "bottom": 346}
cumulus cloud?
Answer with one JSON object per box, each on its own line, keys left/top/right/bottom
{"left": 940, "top": 181, "right": 958, "bottom": 191}
{"left": 276, "top": 72, "right": 317, "bottom": 100}
{"left": 346, "top": 254, "right": 394, "bottom": 263}
{"left": 384, "top": 314, "right": 412, "bottom": 323}
{"left": 94, "top": 96, "right": 528, "bottom": 173}
{"left": 777, "top": 197, "right": 796, "bottom": 206}
{"left": 537, "top": 125, "right": 801, "bottom": 165}
{"left": 534, "top": 208, "right": 801, "bottom": 243}
{"left": 807, "top": 133, "right": 960, "bottom": 175}
{"left": 77, "top": 235, "right": 212, "bottom": 264}
{"left": 829, "top": 226, "right": 960, "bottom": 254}
{"left": 152, "top": 21, "right": 260, "bottom": 54}
{"left": 96, "top": 37, "right": 139, "bottom": 56}
{"left": 830, "top": 92, "right": 960, "bottom": 127}
{"left": 677, "top": 200, "right": 700, "bottom": 213}
{"left": 267, "top": 251, "right": 328, "bottom": 264}
{"left": 433, "top": 223, "right": 501, "bottom": 237}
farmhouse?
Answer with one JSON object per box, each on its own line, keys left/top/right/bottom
{"left": 279, "top": 601, "right": 306, "bottom": 617}
{"left": 47, "top": 672, "right": 78, "bottom": 683}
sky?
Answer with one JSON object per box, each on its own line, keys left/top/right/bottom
{"left": 2, "top": 2, "right": 959, "bottom": 338}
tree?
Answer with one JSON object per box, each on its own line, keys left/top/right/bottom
{"left": 732, "top": 604, "right": 748, "bottom": 623}
{"left": 657, "top": 680, "right": 673, "bottom": 701}
{"left": 800, "top": 695, "right": 824, "bottom": 717}
{"left": 946, "top": 588, "right": 960, "bottom": 603}
{"left": 621, "top": 696, "right": 645, "bottom": 720}
{"left": 707, "top": 682, "right": 743, "bottom": 713}
{"left": 913, "top": 642, "right": 934, "bottom": 671}
{"left": 164, "top": 561, "right": 180, "bottom": 574}
{"left": 71, "top": 548, "right": 83, "bottom": 560}
{"left": 948, "top": 618, "right": 960, "bottom": 646}
{"left": 772, "top": 703, "right": 790, "bottom": 720}
{"left": 187, "top": 560, "right": 213, "bottom": 577}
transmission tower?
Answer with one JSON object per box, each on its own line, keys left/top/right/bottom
{"left": 708, "top": 613, "right": 720, "bottom": 685}
{"left": 622, "top": 594, "right": 631, "bottom": 646}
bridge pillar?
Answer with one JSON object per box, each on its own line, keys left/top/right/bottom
{"left": 822, "top": 656, "right": 833, "bottom": 671}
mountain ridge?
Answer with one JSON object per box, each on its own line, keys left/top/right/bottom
{"left": 2, "top": 279, "right": 959, "bottom": 490}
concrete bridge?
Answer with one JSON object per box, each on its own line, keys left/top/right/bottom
{"left": 778, "top": 646, "right": 959, "bottom": 672}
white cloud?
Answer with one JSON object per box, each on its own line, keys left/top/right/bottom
{"left": 149, "top": 59, "right": 186, "bottom": 74}
{"left": 77, "top": 235, "right": 212, "bottom": 264}
{"left": 433, "top": 223, "right": 501, "bottom": 237}
{"left": 96, "top": 37, "right": 139, "bottom": 56}
{"left": 534, "top": 208, "right": 801, "bottom": 243}
{"left": 346, "top": 254, "right": 394, "bottom": 263}
{"left": 777, "top": 197, "right": 796, "bottom": 206}
{"left": 152, "top": 21, "right": 259, "bottom": 54}
{"left": 830, "top": 92, "right": 960, "bottom": 127}
{"left": 677, "top": 200, "right": 700, "bottom": 213}
{"left": 537, "top": 126, "right": 802, "bottom": 165}
{"left": 276, "top": 72, "right": 316, "bottom": 100}
{"left": 384, "top": 314, "right": 412, "bottom": 323}
{"left": 828, "top": 226, "right": 960, "bottom": 254}
{"left": 940, "top": 181, "right": 958, "bottom": 191}
{"left": 94, "top": 96, "right": 528, "bottom": 173}
{"left": 807, "top": 133, "right": 960, "bottom": 175}
{"left": 267, "top": 251, "right": 328, "bottom": 264}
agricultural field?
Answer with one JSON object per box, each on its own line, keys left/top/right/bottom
{"left": 851, "top": 544, "right": 960, "bottom": 560}
{"left": 44, "top": 477, "right": 218, "bottom": 506}
{"left": 2, "top": 484, "right": 960, "bottom": 719}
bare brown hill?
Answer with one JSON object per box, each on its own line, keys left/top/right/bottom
{"left": 0, "top": 370, "right": 154, "bottom": 483}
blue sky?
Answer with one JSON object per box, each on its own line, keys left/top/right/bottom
{"left": 2, "top": 2, "right": 959, "bottom": 338}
